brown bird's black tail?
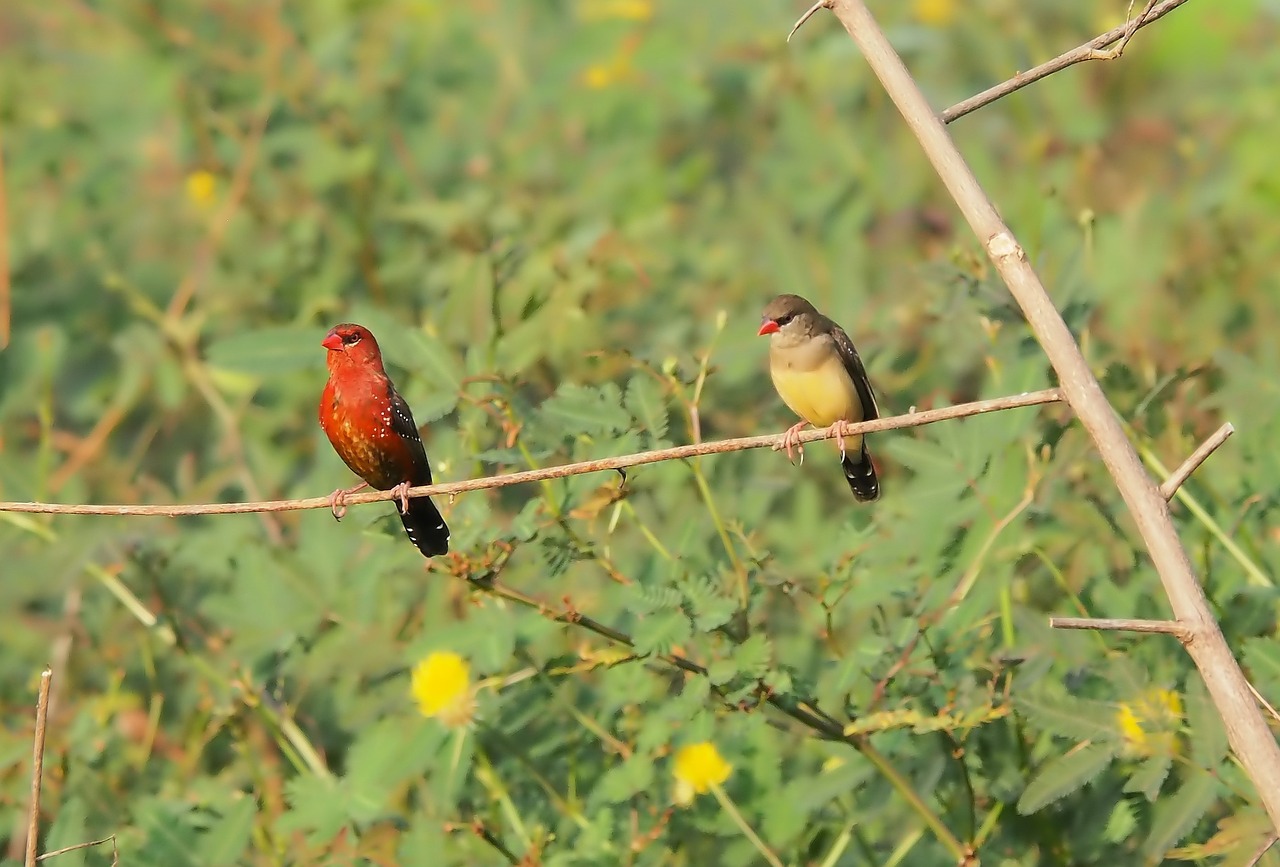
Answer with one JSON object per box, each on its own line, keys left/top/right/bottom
{"left": 841, "top": 444, "right": 880, "bottom": 502}
{"left": 401, "top": 495, "right": 450, "bottom": 557}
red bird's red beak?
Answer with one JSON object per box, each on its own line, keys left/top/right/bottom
{"left": 321, "top": 333, "right": 344, "bottom": 351}
{"left": 757, "top": 319, "right": 780, "bottom": 336}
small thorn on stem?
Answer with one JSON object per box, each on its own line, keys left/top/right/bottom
{"left": 788, "top": 0, "right": 830, "bottom": 42}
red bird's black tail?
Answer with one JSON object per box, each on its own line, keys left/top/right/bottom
{"left": 401, "top": 496, "right": 450, "bottom": 557}
{"left": 841, "top": 444, "right": 880, "bottom": 502}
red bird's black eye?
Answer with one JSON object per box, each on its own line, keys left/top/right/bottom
{"left": 342, "top": 333, "right": 361, "bottom": 346}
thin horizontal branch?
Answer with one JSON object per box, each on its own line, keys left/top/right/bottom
{"left": 939, "top": 0, "right": 1190, "bottom": 124}
{"left": 1050, "top": 616, "right": 1189, "bottom": 639}
{"left": 1159, "top": 422, "right": 1233, "bottom": 501}
{"left": 0, "top": 388, "right": 1062, "bottom": 517}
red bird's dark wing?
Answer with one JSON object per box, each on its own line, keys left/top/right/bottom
{"left": 384, "top": 384, "right": 450, "bottom": 556}
{"left": 386, "top": 386, "right": 433, "bottom": 485}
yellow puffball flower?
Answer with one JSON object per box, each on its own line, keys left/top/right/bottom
{"left": 913, "top": 0, "right": 955, "bottom": 26}
{"left": 586, "top": 64, "right": 614, "bottom": 89}
{"left": 410, "top": 651, "right": 475, "bottom": 728}
{"left": 672, "top": 742, "right": 732, "bottom": 805}
{"left": 1116, "top": 703, "right": 1145, "bottom": 747}
{"left": 185, "top": 170, "right": 218, "bottom": 207}
{"left": 579, "top": 0, "right": 653, "bottom": 22}
{"left": 1116, "top": 688, "right": 1183, "bottom": 757}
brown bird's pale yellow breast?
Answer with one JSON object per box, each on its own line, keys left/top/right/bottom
{"left": 769, "top": 335, "right": 865, "bottom": 430}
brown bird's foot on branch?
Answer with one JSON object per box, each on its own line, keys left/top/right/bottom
{"left": 825, "top": 419, "right": 853, "bottom": 460}
{"left": 328, "top": 482, "right": 369, "bottom": 521}
{"left": 390, "top": 480, "right": 412, "bottom": 515}
{"left": 774, "top": 421, "right": 811, "bottom": 465}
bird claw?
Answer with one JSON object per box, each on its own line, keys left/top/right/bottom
{"left": 825, "top": 419, "right": 852, "bottom": 460}
{"left": 390, "top": 481, "right": 412, "bottom": 515}
{"left": 328, "top": 481, "right": 369, "bottom": 522}
{"left": 773, "top": 421, "right": 811, "bottom": 466}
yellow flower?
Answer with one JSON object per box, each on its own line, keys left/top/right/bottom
{"left": 185, "top": 170, "right": 218, "bottom": 207}
{"left": 403, "top": 0, "right": 442, "bottom": 22}
{"left": 1117, "top": 703, "right": 1144, "bottom": 744}
{"left": 1116, "top": 688, "right": 1183, "bottom": 756}
{"left": 410, "top": 651, "right": 475, "bottom": 728}
{"left": 579, "top": 0, "right": 653, "bottom": 22}
{"left": 672, "top": 742, "right": 732, "bottom": 805}
{"left": 913, "top": 0, "right": 955, "bottom": 26}
{"left": 581, "top": 36, "right": 637, "bottom": 90}
{"left": 583, "top": 62, "right": 623, "bottom": 89}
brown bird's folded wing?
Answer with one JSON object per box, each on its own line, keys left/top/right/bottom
{"left": 827, "top": 320, "right": 881, "bottom": 502}
{"left": 827, "top": 323, "right": 879, "bottom": 422}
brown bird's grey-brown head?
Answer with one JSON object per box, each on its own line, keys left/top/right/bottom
{"left": 757, "top": 294, "right": 822, "bottom": 348}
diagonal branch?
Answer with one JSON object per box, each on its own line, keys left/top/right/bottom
{"left": 0, "top": 388, "right": 1061, "bottom": 517}
{"left": 813, "top": 0, "right": 1280, "bottom": 830}
{"left": 789, "top": 0, "right": 1193, "bottom": 125}
{"left": 938, "top": 0, "right": 1189, "bottom": 123}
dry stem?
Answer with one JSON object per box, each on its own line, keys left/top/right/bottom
{"left": 0, "top": 122, "right": 9, "bottom": 349}
{"left": 36, "top": 837, "right": 118, "bottom": 865}
{"left": 24, "top": 668, "right": 52, "bottom": 867}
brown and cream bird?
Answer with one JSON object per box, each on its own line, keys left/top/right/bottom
{"left": 757, "top": 293, "right": 881, "bottom": 502}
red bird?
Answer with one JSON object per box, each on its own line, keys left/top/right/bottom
{"left": 319, "top": 323, "right": 450, "bottom": 557}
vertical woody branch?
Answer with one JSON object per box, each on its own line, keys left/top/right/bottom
{"left": 807, "top": 0, "right": 1280, "bottom": 828}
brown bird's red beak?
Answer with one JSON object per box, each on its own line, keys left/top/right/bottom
{"left": 321, "top": 333, "right": 344, "bottom": 351}
{"left": 757, "top": 319, "right": 780, "bottom": 336}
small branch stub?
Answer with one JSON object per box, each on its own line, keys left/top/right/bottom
{"left": 1050, "top": 617, "right": 1191, "bottom": 641}
{"left": 986, "top": 231, "right": 1024, "bottom": 262}
{"left": 1159, "top": 422, "right": 1234, "bottom": 501}
{"left": 787, "top": 0, "right": 830, "bottom": 42}
{"left": 1088, "top": 0, "right": 1162, "bottom": 61}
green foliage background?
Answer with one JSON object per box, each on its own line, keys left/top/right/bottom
{"left": 2, "top": 0, "right": 1280, "bottom": 864}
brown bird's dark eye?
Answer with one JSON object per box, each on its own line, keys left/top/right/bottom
{"left": 776, "top": 313, "right": 794, "bottom": 326}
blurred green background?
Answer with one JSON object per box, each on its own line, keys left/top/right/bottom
{"left": 3, "top": 0, "right": 1280, "bottom": 864}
